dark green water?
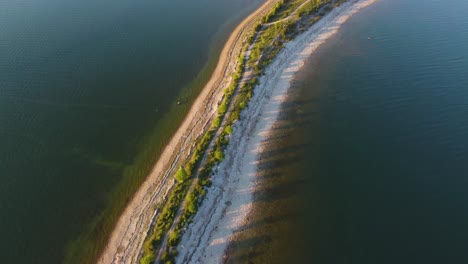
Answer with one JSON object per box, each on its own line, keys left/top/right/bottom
{"left": 290, "top": 0, "right": 468, "bottom": 263}
{"left": 0, "top": 0, "right": 264, "bottom": 263}
{"left": 225, "top": 0, "right": 468, "bottom": 263}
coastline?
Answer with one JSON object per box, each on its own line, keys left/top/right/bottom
{"left": 98, "top": 1, "right": 279, "bottom": 263}
{"left": 175, "top": 0, "right": 377, "bottom": 262}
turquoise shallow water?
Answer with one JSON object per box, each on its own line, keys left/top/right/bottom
{"left": 0, "top": 0, "right": 264, "bottom": 263}
{"left": 287, "top": 0, "right": 468, "bottom": 262}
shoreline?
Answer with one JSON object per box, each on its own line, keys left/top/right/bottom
{"left": 175, "top": 0, "right": 377, "bottom": 262}
{"left": 98, "top": 1, "right": 279, "bottom": 263}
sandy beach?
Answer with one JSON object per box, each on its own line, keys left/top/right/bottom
{"left": 98, "top": 1, "right": 279, "bottom": 263}
{"left": 175, "top": 0, "right": 377, "bottom": 263}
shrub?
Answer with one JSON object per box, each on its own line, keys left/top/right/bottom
{"left": 225, "top": 125, "right": 233, "bottom": 135}
{"left": 160, "top": 251, "right": 169, "bottom": 262}
{"left": 218, "top": 103, "right": 228, "bottom": 115}
{"left": 239, "top": 102, "right": 246, "bottom": 109}
{"left": 185, "top": 193, "right": 198, "bottom": 214}
{"left": 212, "top": 116, "right": 221, "bottom": 129}
{"left": 175, "top": 167, "right": 189, "bottom": 183}
{"left": 168, "top": 230, "right": 179, "bottom": 246}
{"left": 214, "top": 149, "right": 225, "bottom": 162}
{"left": 139, "top": 254, "right": 154, "bottom": 264}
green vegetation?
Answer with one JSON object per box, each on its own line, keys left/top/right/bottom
{"left": 225, "top": 125, "right": 233, "bottom": 135}
{"left": 296, "top": 0, "right": 331, "bottom": 18}
{"left": 211, "top": 116, "right": 221, "bottom": 129}
{"left": 263, "top": 1, "right": 285, "bottom": 23}
{"left": 139, "top": 0, "right": 340, "bottom": 263}
{"left": 175, "top": 167, "right": 189, "bottom": 183}
{"left": 218, "top": 102, "right": 228, "bottom": 115}
{"left": 265, "top": 0, "right": 304, "bottom": 22}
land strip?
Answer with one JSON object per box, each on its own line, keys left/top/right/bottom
{"left": 98, "top": 1, "right": 280, "bottom": 263}
{"left": 142, "top": 0, "right": 350, "bottom": 263}
{"left": 99, "top": 0, "right": 377, "bottom": 263}
{"left": 175, "top": 0, "right": 377, "bottom": 263}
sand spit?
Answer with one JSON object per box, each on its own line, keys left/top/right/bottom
{"left": 97, "top": 1, "right": 281, "bottom": 263}
{"left": 175, "top": 0, "right": 377, "bottom": 263}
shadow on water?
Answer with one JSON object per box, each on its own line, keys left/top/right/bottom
{"left": 219, "top": 91, "right": 316, "bottom": 263}
{"left": 232, "top": 212, "right": 302, "bottom": 236}
{"left": 257, "top": 155, "right": 299, "bottom": 173}
{"left": 224, "top": 235, "right": 271, "bottom": 263}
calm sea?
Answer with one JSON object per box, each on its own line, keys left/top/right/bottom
{"left": 0, "top": 0, "right": 264, "bottom": 263}
{"left": 225, "top": 0, "right": 468, "bottom": 263}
